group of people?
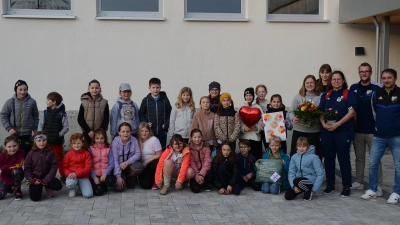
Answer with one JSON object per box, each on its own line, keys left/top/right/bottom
{"left": 0, "top": 64, "right": 399, "bottom": 205}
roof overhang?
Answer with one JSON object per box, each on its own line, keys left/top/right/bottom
{"left": 339, "top": 0, "right": 400, "bottom": 24}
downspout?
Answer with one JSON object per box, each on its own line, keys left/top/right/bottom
{"left": 372, "top": 16, "right": 380, "bottom": 82}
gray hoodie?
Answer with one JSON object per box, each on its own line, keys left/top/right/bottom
{"left": 110, "top": 97, "right": 140, "bottom": 137}
{"left": 288, "top": 93, "right": 321, "bottom": 133}
{"left": 169, "top": 105, "right": 194, "bottom": 139}
{"left": 1, "top": 94, "right": 39, "bottom": 136}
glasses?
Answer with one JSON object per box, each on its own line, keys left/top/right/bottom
{"left": 359, "top": 71, "right": 371, "bottom": 74}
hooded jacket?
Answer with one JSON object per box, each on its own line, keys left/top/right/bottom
{"left": 189, "top": 141, "right": 212, "bottom": 178}
{"left": 169, "top": 105, "right": 194, "bottom": 139}
{"left": 24, "top": 149, "right": 58, "bottom": 185}
{"left": 260, "top": 148, "right": 290, "bottom": 189}
{"left": 110, "top": 97, "right": 140, "bottom": 136}
{"left": 139, "top": 92, "right": 172, "bottom": 136}
{"left": 38, "top": 103, "right": 69, "bottom": 144}
{"left": 63, "top": 149, "right": 92, "bottom": 179}
{"left": 77, "top": 92, "right": 109, "bottom": 132}
{"left": 155, "top": 146, "right": 190, "bottom": 184}
{"left": 288, "top": 93, "right": 321, "bottom": 133}
{"left": 212, "top": 157, "right": 239, "bottom": 189}
{"left": 190, "top": 109, "right": 216, "bottom": 145}
{"left": 111, "top": 136, "right": 141, "bottom": 177}
{"left": 1, "top": 94, "right": 39, "bottom": 136}
{"left": 214, "top": 107, "right": 240, "bottom": 142}
{"left": 0, "top": 149, "right": 24, "bottom": 185}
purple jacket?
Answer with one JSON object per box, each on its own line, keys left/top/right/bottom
{"left": 111, "top": 136, "right": 141, "bottom": 177}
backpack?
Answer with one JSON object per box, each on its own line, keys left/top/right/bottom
{"left": 325, "top": 89, "right": 348, "bottom": 101}
{"left": 118, "top": 101, "right": 138, "bottom": 120}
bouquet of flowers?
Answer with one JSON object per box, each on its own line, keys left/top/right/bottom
{"left": 323, "top": 108, "right": 338, "bottom": 122}
{"left": 292, "top": 100, "right": 322, "bottom": 127}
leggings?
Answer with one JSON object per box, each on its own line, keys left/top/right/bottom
{"left": 108, "top": 161, "right": 144, "bottom": 192}
{"left": 29, "top": 178, "right": 62, "bottom": 201}
{"left": 0, "top": 168, "right": 24, "bottom": 200}
{"left": 189, "top": 169, "right": 214, "bottom": 193}
{"left": 138, "top": 158, "right": 159, "bottom": 189}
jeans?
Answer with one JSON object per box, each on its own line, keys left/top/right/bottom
{"left": 369, "top": 136, "right": 400, "bottom": 194}
{"left": 66, "top": 178, "right": 93, "bottom": 198}
{"left": 261, "top": 182, "right": 280, "bottom": 194}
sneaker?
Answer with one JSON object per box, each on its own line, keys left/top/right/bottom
{"left": 14, "top": 192, "right": 23, "bottom": 201}
{"left": 152, "top": 183, "right": 160, "bottom": 190}
{"left": 160, "top": 185, "right": 169, "bottom": 195}
{"left": 203, "top": 184, "right": 211, "bottom": 192}
{"left": 361, "top": 189, "right": 377, "bottom": 200}
{"left": 376, "top": 186, "right": 383, "bottom": 197}
{"left": 323, "top": 185, "right": 335, "bottom": 195}
{"left": 350, "top": 182, "right": 364, "bottom": 190}
{"left": 45, "top": 187, "right": 54, "bottom": 197}
{"left": 69, "top": 189, "right": 76, "bottom": 197}
{"left": 341, "top": 188, "right": 351, "bottom": 197}
{"left": 303, "top": 190, "right": 313, "bottom": 201}
{"left": 387, "top": 192, "right": 400, "bottom": 204}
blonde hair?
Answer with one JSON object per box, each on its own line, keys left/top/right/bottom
{"left": 296, "top": 137, "right": 310, "bottom": 148}
{"left": 268, "top": 135, "right": 282, "bottom": 145}
{"left": 175, "top": 87, "right": 195, "bottom": 112}
{"left": 137, "top": 122, "right": 154, "bottom": 155}
{"left": 199, "top": 96, "right": 210, "bottom": 110}
{"left": 299, "top": 75, "right": 320, "bottom": 97}
{"left": 255, "top": 84, "right": 267, "bottom": 105}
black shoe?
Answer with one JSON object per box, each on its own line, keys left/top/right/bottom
{"left": 203, "top": 184, "right": 211, "bottom": 192}
{"left": 60, "top": 176, "right": 66, "bottom": 185}
{"left": 303, "top": 190, "right": 313, "bottom": 201}
{"left": 323, "top": 185, "right": 335, "bottom": 195}
{"left": 340, "top": 188, "right": 351, "bottom": 198}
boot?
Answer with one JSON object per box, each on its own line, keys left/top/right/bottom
{"left": 160, "top": 185, "right": 169, "bottom": 195}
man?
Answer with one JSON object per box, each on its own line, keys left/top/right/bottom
{"left": 361, "top": 68, "right": 400, "bottom": 204}
{"left": 349, "top": 63, "right": 383, "bottom": 195}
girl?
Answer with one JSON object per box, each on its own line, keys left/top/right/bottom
{"left": 63, "top": 133, "right": 93, "bottom": 198}
{"left": 78, "top": 79, "right": 110, "bottom": 145}
{"left": 240, "top": 88, "right": 264, "bottom": 160}
{"left": 316, "top": 64, "right": 332, "bottom": 93}
{"left": 155, "top": 134, "right": 194, "bottom": 195}
{"left": 0, "top": 80, "right": 39, "bottom": 156}
{"left": 213, "top": 140, "right": 240, "bottom": 195}
{"left": 266, "top": 94, "right": 293, "bottom": 154}
{"left": 0, "top": 136, "right": 24, "bottom": 200}
{"left": 111, "top": 122, "right": 144, "bottom": 192}
{"left": 24, "top": 132, "right": 62, "bottom": 201}
{"left": 137, "top": 122, "right": 162, "bottom": 190}
{"left": 189, "top": 128, "right": 213, "bottom": 193}
{"left": 285, "top": 137, "right": 324, "bottom": 201}
{"left": 89, "top": 129, "right": 114, "bottom": 196}
{"left": 190, "top": 96, "right": 217, "bottom": 150}
{"left": 208, "top": 81, "right": 221, "bottom": 113}
{"left": 169, "top": 87, "right": 195, "bottom": 143}
{"left": 255, "top": 84, "right": 268, "bottom": 113}
{"left": 214, "top": 93, "right": 240, "bottom": 146}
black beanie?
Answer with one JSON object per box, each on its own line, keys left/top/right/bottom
{"left": 209, "top": 81, "right": 221, "bottom": 91}
{"left": 14, "top": 80, "right": 28, "bottom": 93}
{"left": 244, "top": 87, "right": 255, "bottom": 99}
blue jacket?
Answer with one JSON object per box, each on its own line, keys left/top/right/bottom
{"left": 289, "top": 145, "right": 324, "bottom": 192}
{"left": 372, "top": 86, "right": 400, "bottom": 138}
{"left": 259, "top": 148, "right": 290, "bottom": 190}
{"left": 139, "top": 92, "right": 172, "bottom": 136}
{"left": 237, "top": 153, "right": 257, "bottom": 178}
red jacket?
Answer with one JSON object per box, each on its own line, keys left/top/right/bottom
{"left": 189, "top": 141, "right": 211, "bottom": 178}
{"left": 0, "top": 149, "right": 24, "bottom": 185}
{"left": 63, "top": 149, "right": 92, "bottom": 178}
{"left": 24, "top": 149, "right": 58, "bottom": 185}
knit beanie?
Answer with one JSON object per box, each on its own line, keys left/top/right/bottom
{"left": 244, "top": 87, "right": 255, "bottom": 100}
{"left": 220, "top": 93, "right": 232, "bottom": 102}
{"left": 14, "top": 80, "right": 28, "bottom": 93}
{"left": 209, "top": 81, "right": 221, "bottom": 91}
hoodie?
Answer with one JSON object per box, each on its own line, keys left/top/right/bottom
{"left": 139, "top": 92, "right": 172, "bottom": 136}
{"left": 110, "top": 97, "right": 140, "bottom": 136}
{"left": 111, "top": 136, "right": 141, "bottom": 177}
{"left": 288, "top": 93, "right": 321, "bottom": 133}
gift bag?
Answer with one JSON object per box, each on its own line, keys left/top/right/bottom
{"left": 255, "top": 159, "right": 282, "bottom": 184}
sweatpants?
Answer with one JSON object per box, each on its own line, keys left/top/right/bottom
{"left": 238, "top": 176, "right": 262, "bottom": 191}
{"left": 50, "top": 144, "right": 65, "bottom": 177}
{"left": 216, "top": 162, "right": 241, "bottom": 195}
{"left": 29, "top": 178, "right": 63, "bottom": 201}
{"left": 285, "top": 177, "right": 313, "bottom": 200}
{"left": 138, "top": 158, "right": 159, "bottom": 189}
{"left": 189, "top": 169, "right": 214, "bottom": 193}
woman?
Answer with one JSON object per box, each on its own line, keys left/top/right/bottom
{"left": 316, "top": 64, "right": 332, "bottom": 93}
{"left": 319, "top": 71, "right": 357, "bottom": 198}
{"left": 289, "top": 75, "right": 322, "bottom": 157}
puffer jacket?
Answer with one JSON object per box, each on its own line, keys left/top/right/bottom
{"left": 139, "top": 92, "right": 172, "bottom": 136}
{"left": 169, "top": 105, "right": 194, "bottom": 139}
{"left": 155, "top": 147, "right": 190, "bottom": 184}
{"left": 214, "top": 107, "right": 240, "bottom": 142}
{"left": 239, "top": 103, "right": 263, "bottom": 141}
{"left": 212, "top": 157, "right": 239, "bottom": 189}
{"left": 190, "top": 109, "right": 216, "bottom": 145}
{"left": 89, "top": 144, "right": 114, "bottom": 177}
{"left": 24, "top": 149, "right": 58, "bottom": 185}
{"left": 288, "top": 145, "right": 324, "bottom": 192}
{"left": 63, "top": 149, "right": 92, "bottom": 179}
{"left": 111, "top": 136, "right": 141, "bottom": 177}
{"left": 77, "top": 92, "right": 109, "bottom": 132}
{"left": 38, "top": 103, "right": 69, "bottom": 145}
{"left": 189, "top": 141, "right": 212, "bottom": 178}
{"left": 0, "top": 94, "right": 39, "bottom": 136}
{"left": 260, "top": 148, "right": 290, "bottom": 190}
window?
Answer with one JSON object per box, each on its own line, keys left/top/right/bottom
{"left": 4, "top": 0, "right": 74, "bottom": 18}
{"left": 97, "top": 0, "right": 164, "bottom": 20}
{"left": 266, "top": 0, "right": 327, "bottom": 22}
{"left": 185, "top": 0, "right": 248, "bottom": 21}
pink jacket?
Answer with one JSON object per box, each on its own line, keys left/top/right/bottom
{"left": 90, "top": 144, "right": 111, "bottom": 176}
{"left": 189, "top": 141, "right": 212, "bottom": 178}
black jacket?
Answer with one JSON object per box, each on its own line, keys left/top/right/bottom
{"left": 213, "top": 157, "right": 239, "bottom": 189}
{"left": 139, "top": 92, "right": 172, "bottom": 135}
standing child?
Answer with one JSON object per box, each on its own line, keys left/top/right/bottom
{"left": 213, "top": 140, "right": 241, "bottom": 195}
{"left": 38, "top": 92, "right": 69, "bottom": 184}
{"left": 110, "top": 83, "right": 140, "bottom": 137}
{"left": 316, "top": 64, "right": 332, "bottom": 93}
{"left": 255, "top": 84, "right": 268, "bottom": 149}
{"left": 285, "top": 137, "right": 324, "bottom": 201}
{"left": 214, "top": 93, "right": 240, "bottom": 146}
{"left": 1, "top": 80, "right": 39, "bottom": 156}
{"left": 266, "top": 94, "right": 293, "bottom": 154}
{"left": 189, "top": 128, "right": 213, "bottom": 193}
{"left": 63, "top": 133, "right": 93, "bottom": 198}
{"left": 208, "top": 81, "right": 221, "bottom": 113}
{"left": 139, "top": 78, "right": 172, "bottom": 150}
{"left": 169, "top": 87, "right": 195, "bottom": 143}
{"left": 237, "top": 139, "right": 261, "bottom": 191}
{"left": 0, "top": 136, "right": 24, "bottom": 200}
{"left": 89, "top": 129, "right": 114, "bottom": 196}
{"left": 78, "top": 79, "right": 109, "bottom": 145}
{"left": 155, "top": 134, "right": 194, "bottom": 195}
{"left": 24, "top": 132, "right": 63, "bottom": 201}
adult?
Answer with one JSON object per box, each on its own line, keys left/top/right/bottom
{"left": 319, "top": 71, "right": 357, "bottom": 197}
{"left": 289, "top": 75, "right": 321, "bottom": 157}
{"left": 316, "top": 64, "right": 332, "bottom": 93}
{"left": 208, "top": 81, "right": 221, "bottom": 113}
{"left": 361, "top": 69, "right": 400, "bottom": 204}
{"left": 349, "top": 63, "right": 383, "bottom": 194}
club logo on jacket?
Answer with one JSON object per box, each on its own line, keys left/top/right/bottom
{"left": 378, "top": 96, "right": 383, "bottom": 100}
{"left": 392, "top": 96, "right": 398, "bottom": 103}
{"left": 366, "top": 90, "right": 372, "bottom": 96}
{"left": 337, "top": 96, "right": 344, "bottom": 102}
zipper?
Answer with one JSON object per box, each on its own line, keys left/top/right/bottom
{"left": 155, "top": 100, "right": 159, "bottom": 135}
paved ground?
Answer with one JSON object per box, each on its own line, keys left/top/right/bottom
{"left": 0, "top": 150, "right": 398, "bottom": 225}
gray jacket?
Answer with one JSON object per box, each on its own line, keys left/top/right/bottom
{"left": 169, "top": 105, "right": 194, "bottom": 139}
{"left": 288, "top": 93, "right": 321, "bottom": 133}
{"left": 1, "top": 94, "right": 39, "bottom": 136}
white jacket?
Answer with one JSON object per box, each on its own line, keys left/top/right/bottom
{"left": 239, "top": 102, "right": 263, "bottom": 141}
{"left": 169, "top": 105, "right": 194, "bottom": 139}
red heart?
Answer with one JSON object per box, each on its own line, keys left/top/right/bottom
{"left": 239, "top": 106, "right": 262, "bottom": 128}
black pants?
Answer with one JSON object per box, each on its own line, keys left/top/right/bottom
{"left": 18, "top": 135, "right": 32, "bottom": 157}
{"left": 82, "top": 132, "right": 92, "bottom": 146}
{"left": 90, "top": 176, "right": 113, "bottom": 196}
{"left": 189, "top": 169, "right": 214, "bottom": 193}
{"left": 248, "top": 140, "right": 263, "bottom": 160}
{"left": 284, "top": 177, "right": 313, "bottom": 200}
{"left": 29, "top": 178, "right": 62, "bottom": 202}
{"left": 107, "top": 162, "right": 144, "bottom": 192}
{"left": 290, "top": 130, "right": 320, "bottom": 157}
{"left": 138, "top": 158, "right": 159, "bottom": 189}
{"left": 238, "top": 176, "right": 262, "bottom": 191}
{"left": 216, "top": 163, "right": 241, "bottom": 195}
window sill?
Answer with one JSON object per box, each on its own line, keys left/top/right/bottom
{"left": 266, "top": 18, "right": 329, "bottom": 23}
{"left": 184, "top": 18, "right": 249, "bottom": 22}
{"left": 2, "top": 14, "right": 75, "bottom": 19}
{"left": 96, "top": 16, "right": 165, "bottom": 21}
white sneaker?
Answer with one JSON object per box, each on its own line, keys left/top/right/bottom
{"left": 350, "top": 182, "right": 364, "bottom": 190}
{"left": 387, "top": 193, "right": 400, "bottom": 204}
{"left": 69, "top": 189, "right": 76, "bottom": 197}
{"left": 376, "top": 186, "right": 383, "bottom": 197}
{"left": 361, "top": 189, "right": 377, "bottom": 200}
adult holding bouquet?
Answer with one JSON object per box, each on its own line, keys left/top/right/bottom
{"left": 289, "top": 75, "right": 322, "bottom": 157}
{"left": 318, "top": 71, "right": 357, "bottom": 198}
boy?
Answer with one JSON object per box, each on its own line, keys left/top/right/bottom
{"left": 110, "top": 83, "right": 140, "bottom": 137}
{"left": 237, "top": 139, "right": 261, "bottom": 191}
{"left": 38, "top": 92, "right": 69, "bottom": 183}
{"left": 139, "top": 78, "right": 172, "bottom": 149}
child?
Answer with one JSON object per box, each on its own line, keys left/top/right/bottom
{"left": 285, "top": 137, "right": 324, "bottom": 201}
{"left": 213, "top": 140, "right": 241, "bottom": 195}
{"left": 189, "top": 128, "right": 213, "bottom": 193}
{"left": 190, "top": 96, "right": 217, "bottom": 150}
{"left": 1, "top": 80, "right": 39, "bottom": 156}
{"left": 237, "top": 139, "right": 261, "bottom": 191}
{"left": 0, "top": 136, "right": 24, "bottom": 200}
{"left": 240, "top": 88, "right": 264, "bottom": 160}
{"left": 139, "top": 78, "right": 172, "bottom": 150}
{"left": 266, "top": 94, "right": 293, "bottom": 154}
{"left": 169, "top": 87, "right": 195, "bottom": 143}
{"left": 208, "top": 81, "right": 221, "bottom": 113}
{"left": 63, "top": 133, "right": 93, "bottom": 198}
{"left": 111, "top": 122, "right": 144, "bottom": 192}
{"left": 155, "top": 134, "right": 194, "bottom": 195}
{"left": 255, "top": 84, "right": 268, "bottom": 113}
{"left": 78, "top": 79, "right": 109, "bottom": 145}
{"left": 257, "top": 136, "right": 290, "bottom": 194}
{"left": 316, "top": 64, "right": 332, "bottom": 93}
{"left": 214, "top": 93, "right": 240, "bottom": 146}
{"left": 89, "top": 129, "right": 114, "bottom": 196}
{"left": 110, "top": 83, "right": 140, "bottom": 137}
{"left": 24, "top": 132, "right": 63, "bottom": 201}
{"left": 38, "top": 92, "right": 69, "bottom": 184}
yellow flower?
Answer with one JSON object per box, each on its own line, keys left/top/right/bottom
{"left": 301, "top": 106, "right": 306, "bottom": 111}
